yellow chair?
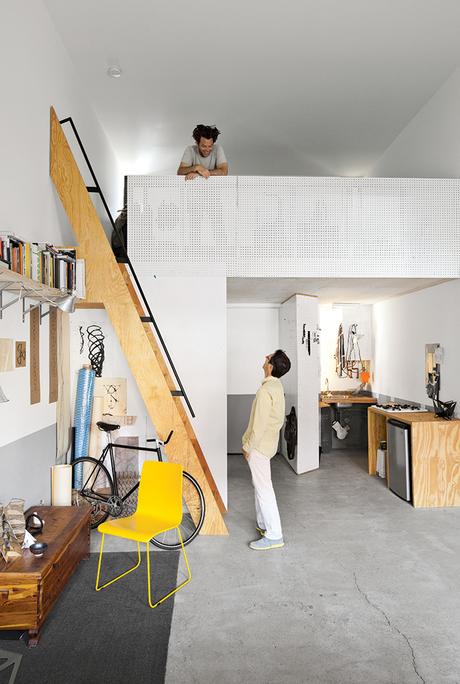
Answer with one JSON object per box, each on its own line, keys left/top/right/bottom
{"left": 95, "top": 461, "right": 192, "bottom": 608}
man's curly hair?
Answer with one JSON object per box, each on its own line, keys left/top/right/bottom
{"left": 192, "top": 124, "right": 221, "bottom": 144}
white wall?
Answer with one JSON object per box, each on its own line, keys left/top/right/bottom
{"left": 373, "top": 280, "right": 460, "bottom": 412}
{"left": 371, "top": 65, "right": 460, "bottom": 177}
{"left": 227, "top": 305, "right": 279, "bottom": 394}
{"left": 69, "top": 309, "right": 150, "bottom": 442}
{"left": 0, "top": 304, "right": 54, "bottom": 447}
{"left": 136, "top": 274, "right": 228, "bottom": 506}
{"left": 0, "top": 0, "right": 122, "bottom": 454}
{"left": 0, "top": 1, "right": 121, "bottom": 246}
{"left": 319, "top": 304, "right": 373, "bottom": 392}
{"left": 280, "top": 295, "right": 320, "bottom": 474}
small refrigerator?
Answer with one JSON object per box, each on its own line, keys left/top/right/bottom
{"left": 387, "top": 420, "right": 411, "bottom": 502}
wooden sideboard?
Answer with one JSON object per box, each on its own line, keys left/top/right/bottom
{"left": 368, "top": 406, "right": 460, "bottom": 508}
{"left": 0, "top": 506, "right": 90, "bottom": 645}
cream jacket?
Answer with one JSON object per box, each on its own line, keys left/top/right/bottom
{"left": 242, "top": 376, "right": 285, "bottom": 458}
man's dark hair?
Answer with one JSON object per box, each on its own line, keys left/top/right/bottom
{"left": 193, "top": 124, "right": 221, "bottom": 144}
{"left": 270, "top": 349, "right": 291, "bottom": 378}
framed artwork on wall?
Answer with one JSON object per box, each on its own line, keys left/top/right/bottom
{"left": 15, "top": 341, "right": 26, "bottom": 368}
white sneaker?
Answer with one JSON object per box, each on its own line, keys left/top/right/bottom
{"left": 249, "top": 537, "right": 284, "bottom": 551}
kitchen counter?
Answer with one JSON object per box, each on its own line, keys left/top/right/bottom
{"left": 368, "top": 405, "right": 460, "bottom": 507}
{"left": 320, "top": 394, "right": 377, "bottom": 406}
{"left": 369, "top": 406, "right": 438, "bottom": 422}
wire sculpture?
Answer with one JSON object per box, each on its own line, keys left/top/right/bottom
{"left": 86, "top": 324, "right": 105, "bottom": 377}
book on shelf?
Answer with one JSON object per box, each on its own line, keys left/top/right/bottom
{"left": 0, "top": 233, "right": 84, "bottom": 297}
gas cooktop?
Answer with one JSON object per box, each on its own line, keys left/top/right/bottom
{"left": 375, "top": 403, "right": 424, "bottom": 413}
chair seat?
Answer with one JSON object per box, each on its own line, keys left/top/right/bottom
{"left": 98, "top": 513, "right": 178, "bottom": 542}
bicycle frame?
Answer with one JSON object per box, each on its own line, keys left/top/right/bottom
{"left": 81, "top": 437, "right": 165, "bottom": 506}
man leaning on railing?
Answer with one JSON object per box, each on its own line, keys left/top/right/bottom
{"left": 177, "top": 124, "right": 228, "bottom": 181}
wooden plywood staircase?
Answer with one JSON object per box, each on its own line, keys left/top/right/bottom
{"left": 49, "top": 107, "right": 227, "bottom": 535}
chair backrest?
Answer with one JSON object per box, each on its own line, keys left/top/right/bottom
{"left": 137, "top": 461, "right": 183, "bottom": 527}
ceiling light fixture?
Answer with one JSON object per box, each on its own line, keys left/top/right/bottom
{"left": 107, "top": 65, "right": 122, "bottom": 78}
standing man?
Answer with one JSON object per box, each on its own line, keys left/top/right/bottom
{"left": 242, "top": 350, "right": 291, "bottom": 551}
{"left": 177, "top": 124, "right": 228, "bottom": 180}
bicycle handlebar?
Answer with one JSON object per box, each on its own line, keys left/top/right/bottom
{"left": 146, "top": 430, "right": 174, "bottom": 446}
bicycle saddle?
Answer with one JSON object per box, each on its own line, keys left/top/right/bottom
{"left": 96, "top": 421, "right": 120, "bottom": 432}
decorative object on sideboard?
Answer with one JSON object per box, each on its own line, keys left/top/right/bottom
{"left": 0, "top": 499, "right": 25, "bottom": 563}
{"left": 29, "top": 542, "right": 48, "bottom": 558}
{"left": 51, "top": 464, "right": 72, "bottom": 506}
{"left": 25, "top": 512, "right": 45, "bottom": 536}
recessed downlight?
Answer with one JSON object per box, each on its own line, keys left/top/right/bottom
{"left": 107, "top": 65, "right": 122, "bottom": 78}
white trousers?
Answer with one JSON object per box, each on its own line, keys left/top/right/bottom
{"left": 247, "top": 448, "right": 283, "bottom": 540}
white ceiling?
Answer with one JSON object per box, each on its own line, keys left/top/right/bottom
{"left": 44, "top": 0, "right": 460, "bottom": 177}
{"left": 227, "top": 278, "right": 451, "bottom": 304}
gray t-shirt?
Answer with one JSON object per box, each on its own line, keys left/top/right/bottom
{"left": 180, "top": 144, "right": 227, "bottom": 170}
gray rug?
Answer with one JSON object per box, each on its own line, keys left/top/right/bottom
{"left": 2, "top": 550, "right": 180, "bottom": 684}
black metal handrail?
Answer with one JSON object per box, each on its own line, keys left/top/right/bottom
{"left": 59, "top": 116, "right": 195, "bottom": 417}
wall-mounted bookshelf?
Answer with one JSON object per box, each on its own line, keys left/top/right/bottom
{"left": 0, "top": 263, "right": 67, "bottom": 302}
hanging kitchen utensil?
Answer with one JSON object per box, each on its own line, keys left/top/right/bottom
{"left": 335, "top": 324, "right": 346, "bottom": 377}
{"left": 344, "top": 323, "right": 363, "bottom": 379}
{"left": 360, "top": 369, "right": 370, "bottom": 384}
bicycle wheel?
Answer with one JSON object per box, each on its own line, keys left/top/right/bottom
{"left": 151, "top": 471, "right": 206, "bottom": 549}
{"left": 71, "top": 457, "right": 114, "bottom": 528}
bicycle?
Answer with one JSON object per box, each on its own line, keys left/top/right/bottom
{"left": 71, "top": 421, "right": 205, "bottom": 549}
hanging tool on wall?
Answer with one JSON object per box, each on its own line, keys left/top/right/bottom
{"left": 344, "top": 323, "right": 363, "bottom": 379}
{"left": 335, "top": 324, "right": 346, "bottom": 376}
{"left": 302, "top": 324, "right": 320, "bottom": 357}
{"left": 301, "top": 324, "right": 311, "bottom": 356}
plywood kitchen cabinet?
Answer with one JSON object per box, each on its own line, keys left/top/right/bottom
{"left": 368, "top": 406, "right": 460, "bottom": 508}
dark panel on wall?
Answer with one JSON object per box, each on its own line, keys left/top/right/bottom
{"left": 0, "top": 424, "right": 56, "bottom": 507}
{"left": 227, "top": 395, "right": 255, "bottom": 453}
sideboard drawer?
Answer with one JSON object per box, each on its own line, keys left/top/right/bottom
{"left": 0, "top": 579, "right": 38, "bottom": 629}
{"left": 40, "top": 522, "right": 88, "bottom": 622}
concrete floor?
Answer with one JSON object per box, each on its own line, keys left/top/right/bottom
{"left": 165, "top": 450, "right": 460, "bottom": 684}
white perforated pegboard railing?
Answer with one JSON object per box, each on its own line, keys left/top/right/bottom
{"left": 128, "top": 176, "right": 460, "bottom": 277}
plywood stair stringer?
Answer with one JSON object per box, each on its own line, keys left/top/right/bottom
{"left": 49, "top": 107, "right": 227, "bottom": 535}
{"left": 118, "top": 263, "right": 226, "bottom": 512}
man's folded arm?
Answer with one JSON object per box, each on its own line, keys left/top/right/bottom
{"left": 209, "top": 163, "right": 229, "bottom": 176}
{"left": 243, "top": 389, "right": 271, "bottom": 453}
